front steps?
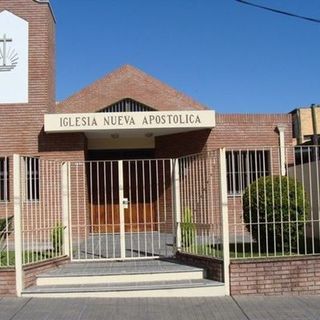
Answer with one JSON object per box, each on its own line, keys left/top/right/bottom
{"left": 22, "top": 259, "right": 226, "bottom": 298}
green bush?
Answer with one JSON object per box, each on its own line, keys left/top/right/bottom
{"left": 0, "top": 218, "right": 7, "bottom": 232}
{"left": 243, "top": 175, "right": 309, "bottom": 253}
{"left": 51, "top": 224, "right": 64, "bottom": 254}
{"left": 181, "top": 208, "right": 196, "bottom": 248}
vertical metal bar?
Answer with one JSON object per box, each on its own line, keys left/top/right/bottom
{"left": 239, "top": 150, "right": 245, "bottom": 257}
{"left": 104, "top": 161, "right": 108, "bottom": 259}
{"left": 111, "top": 161, "right": 115, "bottom": 258}
{"left": 97, "top": 161, "right": 101, "bottom": 258}
{"left": 269, "top": 149, "right": 276, "bottom": 256}
{"left": 231, "top": 151, "right": 237, "bottom": 258}
{"left": 34, "top": 158, "right": 39, "bottom": 262}
{"left": 83, "top": 163, "right": 88, "bottom": 260}
{"left": 135, "top": 161, "right": 140, "bottom": 257}
{"left": 315, "top": 147, "right": 320, "bottom": 244}
{"left": 53, "top": 160, "right": 58, "bottom": 259}
{"left": 172, "top": 159, "right": 181, "bottom": 252}
{"left": 62, "top": 162, "right": 71, "bottom": 257}
{"left": 75, "top": 163, "right": 80, "bottom": 259}
{"left": 89, "top": 162, "right": 94, "bottom": 259}
{"left": 156, "top": 160, "right": 161, "bottom": 255}
{"left": 219, "top": 148, "right": 230, "bottom": 296}
{"left": 128, "top": 161, "right": 133, "bottom": 258}
{"left": 142, "top": 161, "right": 147, "bottom": 256}
{"left": 118, "top": 160, "right": 126, "bottom": 259}
{"left": 5, "top": 157, "right": 9, "bottom": 265}
{"left": 39, "top": 160, "right": 44, "bottom": 263}
{"left": 149, "top": 160, "right": 154, "bottom": 256}
{"left": 308, "top": 147, "right": 315, "bottom": 254}
{"left": 13, "top": 154, "right": 23, "bottom": 296}
{"left": 45, "top": 160, "right": 50, "bottom": 262}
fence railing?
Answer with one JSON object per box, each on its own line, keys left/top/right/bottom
{"left": 0, "top": 155, "right": 14, "bottom": 267}
{"left": 69, "top": 159, "right": 174, "bottom": 261}
{"left": 18, "top": 156, "right": 66, "bottom": 266}
{"left": 227, "top": 146, "right": 320, "bottom": 259}
{"left": 178, "top": 151, "right": 223, "bottom": 259}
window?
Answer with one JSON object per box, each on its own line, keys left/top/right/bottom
{"left": 0, "top": 158, "right": 9, "bottom": 202}
{"left": 25, "top": 157, "right": 39, "bottom": 201}
{"left": 226, "top": 150, "right": 270, "bottom": 195}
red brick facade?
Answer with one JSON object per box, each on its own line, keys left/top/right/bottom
{"left": 0, "top": 0, "right": 302, "bottom": 297}
{"left": 0, "top": 268, "right": 16, "bottom": 296}
{"left": 230, "top": 256, "right": 320, "bottom": 296}
{"left": 0, "top": 257, "right": 69, "bottom": 297}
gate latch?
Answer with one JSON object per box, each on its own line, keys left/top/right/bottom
{"left": 122, "top": 198, "right": 130, "bottom": 209}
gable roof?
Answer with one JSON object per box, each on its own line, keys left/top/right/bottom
{"left": 57, "top": 65, "right": 209, "bottom": 113}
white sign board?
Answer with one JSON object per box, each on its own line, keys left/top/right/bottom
{"left": 0, "top": 10, "right": 29, "bottom": 104}
{"left": 44, "top": 111, "right": 216, "bottom": 133}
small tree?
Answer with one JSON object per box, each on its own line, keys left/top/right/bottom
{"left": 243, "top": 175, "right": 309, "bottom": 253}
{"left": 181, "top": 208, "right": 196, "bottom": 249}
{"left": 51, "top": 224, "right": 64, "bottom": 255}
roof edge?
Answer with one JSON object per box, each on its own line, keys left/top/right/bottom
{"left": 33, "top": 0, "right": 56, "bottom": 23}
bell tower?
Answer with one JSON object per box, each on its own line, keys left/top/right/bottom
{"left": 0, "top": 0, "right": 55, "bottom": 110}
{"left": 0, "top": 0, "right": 56, "bottom": 155}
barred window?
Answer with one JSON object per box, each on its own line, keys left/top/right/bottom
{"left": 25, "top": 158, "right": 39, "bottom": 201}
{"left": 0, "top": 158, "right": 9, "bottom": 202}
{"left": 226, "top": 150, "right": 270, "bottom": 195}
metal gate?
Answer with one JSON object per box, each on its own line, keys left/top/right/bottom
{"left": 69, "top": 159, "right": 174, "bottom": 261}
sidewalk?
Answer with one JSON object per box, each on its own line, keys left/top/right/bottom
{"left": 0, "top": 296, "right": 319, "bottom": 320}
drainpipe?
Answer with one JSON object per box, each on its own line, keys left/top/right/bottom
{"left": 311, "top": 104, "right": 319, "bottom": 146}
{"left": 296, "top": 109, "right": 303, "bottom": 145}
{"left": 277, "top": 125, "right": 286, "bottom": 176}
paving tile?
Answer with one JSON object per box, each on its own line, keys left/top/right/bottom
{"left": 235, "top": 296, "right": 320, "bottom": 320}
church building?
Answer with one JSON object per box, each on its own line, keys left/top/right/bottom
{"left": 4, "top": 0, "right": 317, "bottom": 299}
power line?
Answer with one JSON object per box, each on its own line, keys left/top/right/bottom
{"left": 235, "top": 0, "right": 320, "bottom": 24}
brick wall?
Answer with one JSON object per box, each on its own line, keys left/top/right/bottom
{"left": 176, "top": 252, "right": 224, "bottom": 282}
{"left": 0, "top": 268, "right": 16, "bottom": 296}
{"left": 230, "top": 256, "right": 320, "bottom": 296}
{"left": 23, "top": 256, "right": 69, "bottom": 289}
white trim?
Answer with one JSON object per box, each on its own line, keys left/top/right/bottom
{"left": 13, "top": 154, "right": 23, "bottom": 296}
{"left": 172, "top": 159, "right": 181, "bottom": 252}
{"left": 61, "top": 162, "right": 70, "bottom": 257}
{"left": 277, "top": 125, "right": 286, "bottom": 176}
{"left": 118, "top": 161, "right": 126, "bottom": 259}
{"left": 219, "top": 148, "right": 230, "bottom": 296}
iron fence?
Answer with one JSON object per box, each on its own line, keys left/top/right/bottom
{"left": 19, "top": 156, "right": 66, "bottom": 266}
{"left": 178, "top": 151, "right": 223, "bottom": 259}
{"left": 0, "top": 155, "right": 13, "bottom": 267}
{"left": 227, "top": 146, "right": 320, "bottom": 259}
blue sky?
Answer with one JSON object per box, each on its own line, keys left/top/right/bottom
{"left": 50, "top": 0, "right": 320, "bottom": 114}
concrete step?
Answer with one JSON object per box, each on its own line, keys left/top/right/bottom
{"left": 36, "top": 260, "right": 205, "bottom": 286}
{"left": 22, "top": 279, "right": 226, "bottom": 298}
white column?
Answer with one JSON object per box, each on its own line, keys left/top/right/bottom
{"left": 118, "top": 160, "right": 126, "bottom": 259}
{"left": 219, "top": 148, "right": 230, "bottom": 296}
{"left": 172, "top": 159, "right": 181, "bottom": 252}
{"left": 61, "top": 162, "right": 70, "bottom": 257}
{"left": 13, "top": 154, "right": 23, "bottom": 297}
{"left": 277, "top": 125, "right": 286, "bottom": 176}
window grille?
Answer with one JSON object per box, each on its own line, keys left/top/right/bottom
{"left": 226, "top": 150, "right": 270, "bottom": 194}
{"left": 100, "top": 98, "right": 155, "bottom": 113}
{"left": 25, "top": 157, "right": 40, "bottom": 201}
{"left": 0, "top": 158, "right": 9, "bottom": 202}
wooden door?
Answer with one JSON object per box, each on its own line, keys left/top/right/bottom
{"left": 88, "top": 156, "right": 158, "bottom": 233}
{"left": 123, "top": 160, "right": 158, "bottom": 232}
{"left": 89, "top": 161, "right": 120, "bottom": 233}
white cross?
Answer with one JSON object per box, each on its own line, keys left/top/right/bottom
{"left": 0, "top": 34, "right": 13, "bottom": 66}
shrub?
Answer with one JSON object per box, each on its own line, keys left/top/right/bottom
{"left": 51, "top": 224, "right": 64, "bottom": 254}
{"left": 181, "top": 208, "right": 196, "bottom": 248}
{"left": 242, "top": 175, "right": 309, "bottom": 253}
